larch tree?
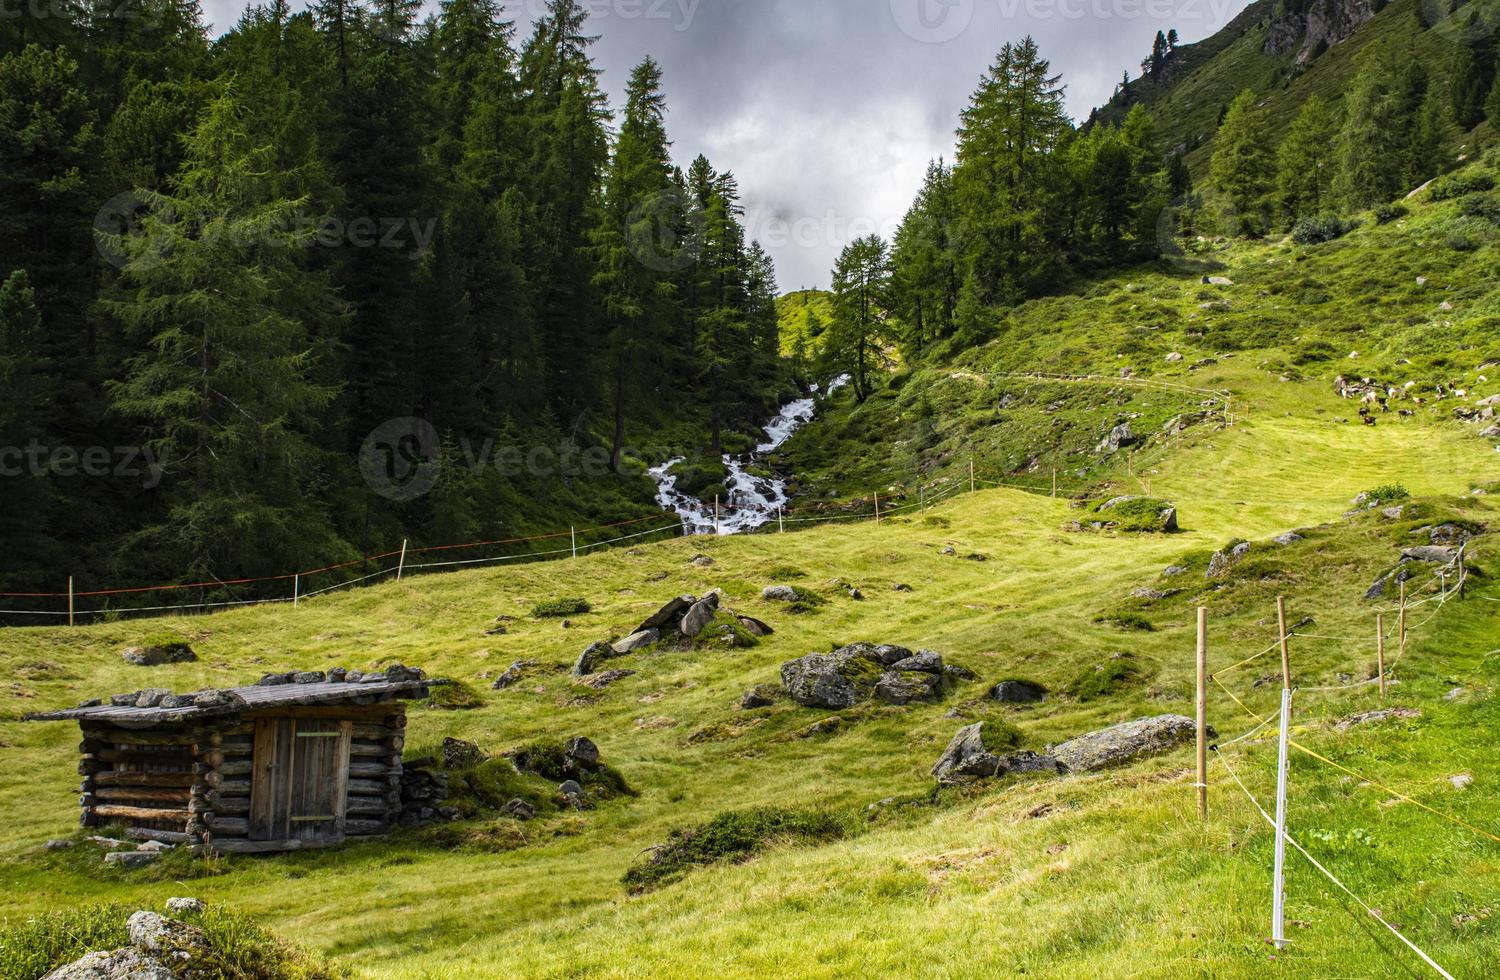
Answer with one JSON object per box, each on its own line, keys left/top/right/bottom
{"left": 824, "top": 235, "right": 890, "bottom": 403}
{"left": 1276, "top": 95, "right": 1336, "bottom": 226}
{"left": 1209, "top": 90, "right": 1275, "bottom": 236}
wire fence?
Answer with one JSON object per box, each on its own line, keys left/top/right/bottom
{"left": 0, "top": 459, "right": 1081, "bottom": 625}
{"left": 1199, "top": 546, "right": 1486, "bottom": 977}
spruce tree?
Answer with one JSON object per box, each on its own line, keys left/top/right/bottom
{"left": 1209, "top": 90, "right": 1274, "bottom": 236}
{"left": 104, "top": 92, "right": 345, "bottom": 583}
{"left": 1451, "top": 45, "right": 1490, "bottom": 129}
{"left": 824, "top": 236, "right": 890, "bottom": 403}
{"left": 1487, "top": 72, "right": 1500, "bottom": 126}
{"left": 592, "top": 57, "right": 674, "bottom": 471}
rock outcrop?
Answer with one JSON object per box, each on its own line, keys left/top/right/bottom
{"left": 121, "top": 643, "right": 197, "bottom": 667}
{"left": 1051, "top": 715, "right": 1202, "bottom": 773}
{"left": 780, "top": 644, "right": 967, "bottom": 709}
{"left": 930, "top": 723, "right": 1060, "bottom": 785}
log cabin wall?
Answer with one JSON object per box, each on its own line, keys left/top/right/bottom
{"left": 79, "top": 723, "right": 210, "bottom": 846}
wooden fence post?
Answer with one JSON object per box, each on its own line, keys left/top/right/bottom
{"left": 68, "top": 576, "right": 75, "bottom": 627}
{"left": 293, "top": 574, "right": 300, "bottom": 609}
{"left": 570, "top": 527, "right": 576, "bottom": 559}
{"left": 1052, "top": 467, "right": 1058, "bottom": 498}
{"left": 1196, "top": 606, "right": 1208, "bottom": 824}
{"left": 1376, "top": 613, "right": 1386, "bottom": 699}
{"left": 874, "top": 491, "right": 881, "bottom": 525}
{"left": 397, "top": 539, "right": 408, "bottom": 582}
{"left": 778, "top": 506, "right": 784, "bottom": 533}
{"left": 1399, "top": 579, "right": 1408, "bottom": 661}
{"left": 969, "top": 459, "right": 975, "bottom": 494}
{"left": 714, "top": 495, "right": 721, "bottom": 536}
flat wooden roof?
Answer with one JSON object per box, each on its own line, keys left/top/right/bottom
{"left": 25, "top": 677, "right": 440, "bottom": 728}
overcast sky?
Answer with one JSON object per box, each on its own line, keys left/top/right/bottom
{"left": 204, "top": 0, "right": 1251, "bottom": 290}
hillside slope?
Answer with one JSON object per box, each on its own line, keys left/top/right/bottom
{"left": 776, "top": 152, "right": 1499, "bottom": 507}
{"left": 2, "top": 367, "right": 1498, "bottom": 976}
{"left": 1096, "top": 0, "right": 1496, "bottom": 171}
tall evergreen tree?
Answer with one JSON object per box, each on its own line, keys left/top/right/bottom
{"left": 104, "top": 92, "right": 347, "bottom": 583}
{"left": 953, "top": 37, "right": 1072, "bottom": 303}
{"left": 592, "top": 57, "right": 674, "bottom": 471}
{"left": 1336, "top": 48, "right": 1422, "bottom": 210}
{"left": 1451, "top": 44, "right": 1492, "bottom": 129}
{"left": 823, "top": 236, "right": 889, "bottom": 403}
{"left": 1276, "top": 95, "right": 1336, "bottom": 226}
{"left": 1209, "top": 90, "right": 1275, "bottom": 236}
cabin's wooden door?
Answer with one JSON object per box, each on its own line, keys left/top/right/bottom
{"left": 248, "top": 718, "right": 352, "bottom": 843}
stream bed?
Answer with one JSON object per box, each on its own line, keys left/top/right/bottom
{"left": 649, "top": 377, "right": 847, "bottom": 535}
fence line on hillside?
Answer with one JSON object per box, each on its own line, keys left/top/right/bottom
{"left": 0, "top": 459, "right": 1086, "bottom": 625}
{"left": 1191, "top": 545, "right": 1482, "bottom": 976}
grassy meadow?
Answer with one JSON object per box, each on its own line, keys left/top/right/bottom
{"left": 1, "top": 377, "right": 1498, "bottom": 976}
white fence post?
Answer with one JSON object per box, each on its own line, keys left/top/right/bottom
{"left": 293, "top": 574, "right": 300, "bottom": 608}
{"left": 571, "top": 526, "right": 576, "bottom": 559}
{"left": 397, "top": 539, "right": 408, "bottom": 581}
{"left": 1272, "top": 686, "right": 1293, "bottom": 950}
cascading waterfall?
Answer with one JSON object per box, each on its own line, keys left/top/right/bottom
{"left": 649, "top": 376, "right": 849, "bottom": 535}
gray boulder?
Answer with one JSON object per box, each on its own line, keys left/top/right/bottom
{"left": 870, "top": 644, "right": 915, "bottom": 666}
{"left": 558, "top": 780, "right": 584, "bottom": 798}
{"left": 1273, "top": 532, "right": 1304, "bottom": 546}
{"left": 611, "top": 629, "right": 660, "bottom": 655}
{"left": 874, "top": 670, "right": 943, "bottom": 706}
{"left": 564, "top": 736, "right": 600, "bottom": 771}
{"left": 889, "top": 651, "right": 944, "bottom": 674}
{"left": 1096, "top": 423, "right": 1138, "bottom": 454}
{"left": 1402, "top": 546, "right": 1459, "bottom": 564}
{"left": 931, "top": 723, "right": 1060, "bottom": 785}
{"left": 762, "top": 585, "right": 799, "bottom": 602}
{"left": 121, "top": 644, "right": 196, "bottom": 667}
{"left": 103, "top": 851, "right": 159, "bottom": 869}
{"left": 780, "top": 646, "right": 885, "bottom": 709}
{"left": 931, "top": 724, "right": 1001, "bottom": 783}
{"left": 164, "top": 898, "right": 205, "bottom": 916}
{"left": 635, "top": 596, "right": 695, "bottom": 634}
{"left": 1052, "top": 715, "right": 1203, "bottom": 773}
{"left": 503, "top": 799, "right": 536, "bottom": 821}
{"left": 991, "top": 680, "right": 1047, "bottom": 704}
{"left": 127, "top": 911, "right": 208, "bottom": 959}
{"left": 944, "top": 663, "right": 978, "bottom": 682}
{"left": 736, "top": 616, "right": 774, "bottom": 637}
{"left": 493, "top": 660, "right": 539, "bottom": 690}
{"left": 573, "top": 642, "right": 612, "bottom": 678}
{"left": 679, "top": 593, "right": 721, "bottom": 638}
{"left": 42, "top": 949, "right": 173, "bottom": 980}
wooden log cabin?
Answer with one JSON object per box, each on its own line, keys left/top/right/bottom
{"left": 25, "top": 667, "right": 443, "bottom": 854}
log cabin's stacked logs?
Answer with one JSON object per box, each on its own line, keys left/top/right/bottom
{"left": 345, "top": 711, "right": 406, "bottom": 837}
{"left": 79, "top": 724, "right": 199, "bottom": 835}
{"left": 197, "top": 726, "right": 252, "bottom": 849}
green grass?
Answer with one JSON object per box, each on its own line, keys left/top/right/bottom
{"left": 2, "top": 156, "right": 1500, "bottom": 977}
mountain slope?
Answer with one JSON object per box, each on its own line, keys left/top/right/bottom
{"left": 1096, "top": 0, "right": 1496, "bottom": 171}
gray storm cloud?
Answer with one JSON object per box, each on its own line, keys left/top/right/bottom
{"left": 203, "top": 0, "right": 1249, "bottom": 290}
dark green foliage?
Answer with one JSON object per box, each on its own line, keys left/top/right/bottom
{"left": 1097, "top": 612, "right": 1157, "bottom": 632}
{"left": 1210, "top": 90, "right": 1275, "bottom": 236}
{"left": 1430, "top": 172, "right": 1496, "bottom": 200}
{"left": 1373, "top": 203, "right": 1409, "bottom": 224}
{"left": 531, "top": 597, "right": 591, "bottom": 618}
{"left": 0, "top": 903, "right": 339, "bottom": 980}
{"left": 512, "top": 739, "right": 633, "bottom": 797}
{"left": 1460, "top": 193, "right": 1500, "bottom": 224}
{"left": 442, "top": 757, "right": 553, "bottom": 819}
{"left": 1362, "top": 485, "right": 1411, "bottom": 506}
{"left": 623, "top": 806, "right": 855, "bottom": 892}
{"left": 1292, "top": 215, "right": 1359, "bottom": 245}
{"left": 1066, "top": 654, "right": 1147, "bottom": 701}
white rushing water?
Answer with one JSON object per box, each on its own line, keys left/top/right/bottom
{"left": 650, "top": 377, "right": 848, "bottom": 535}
